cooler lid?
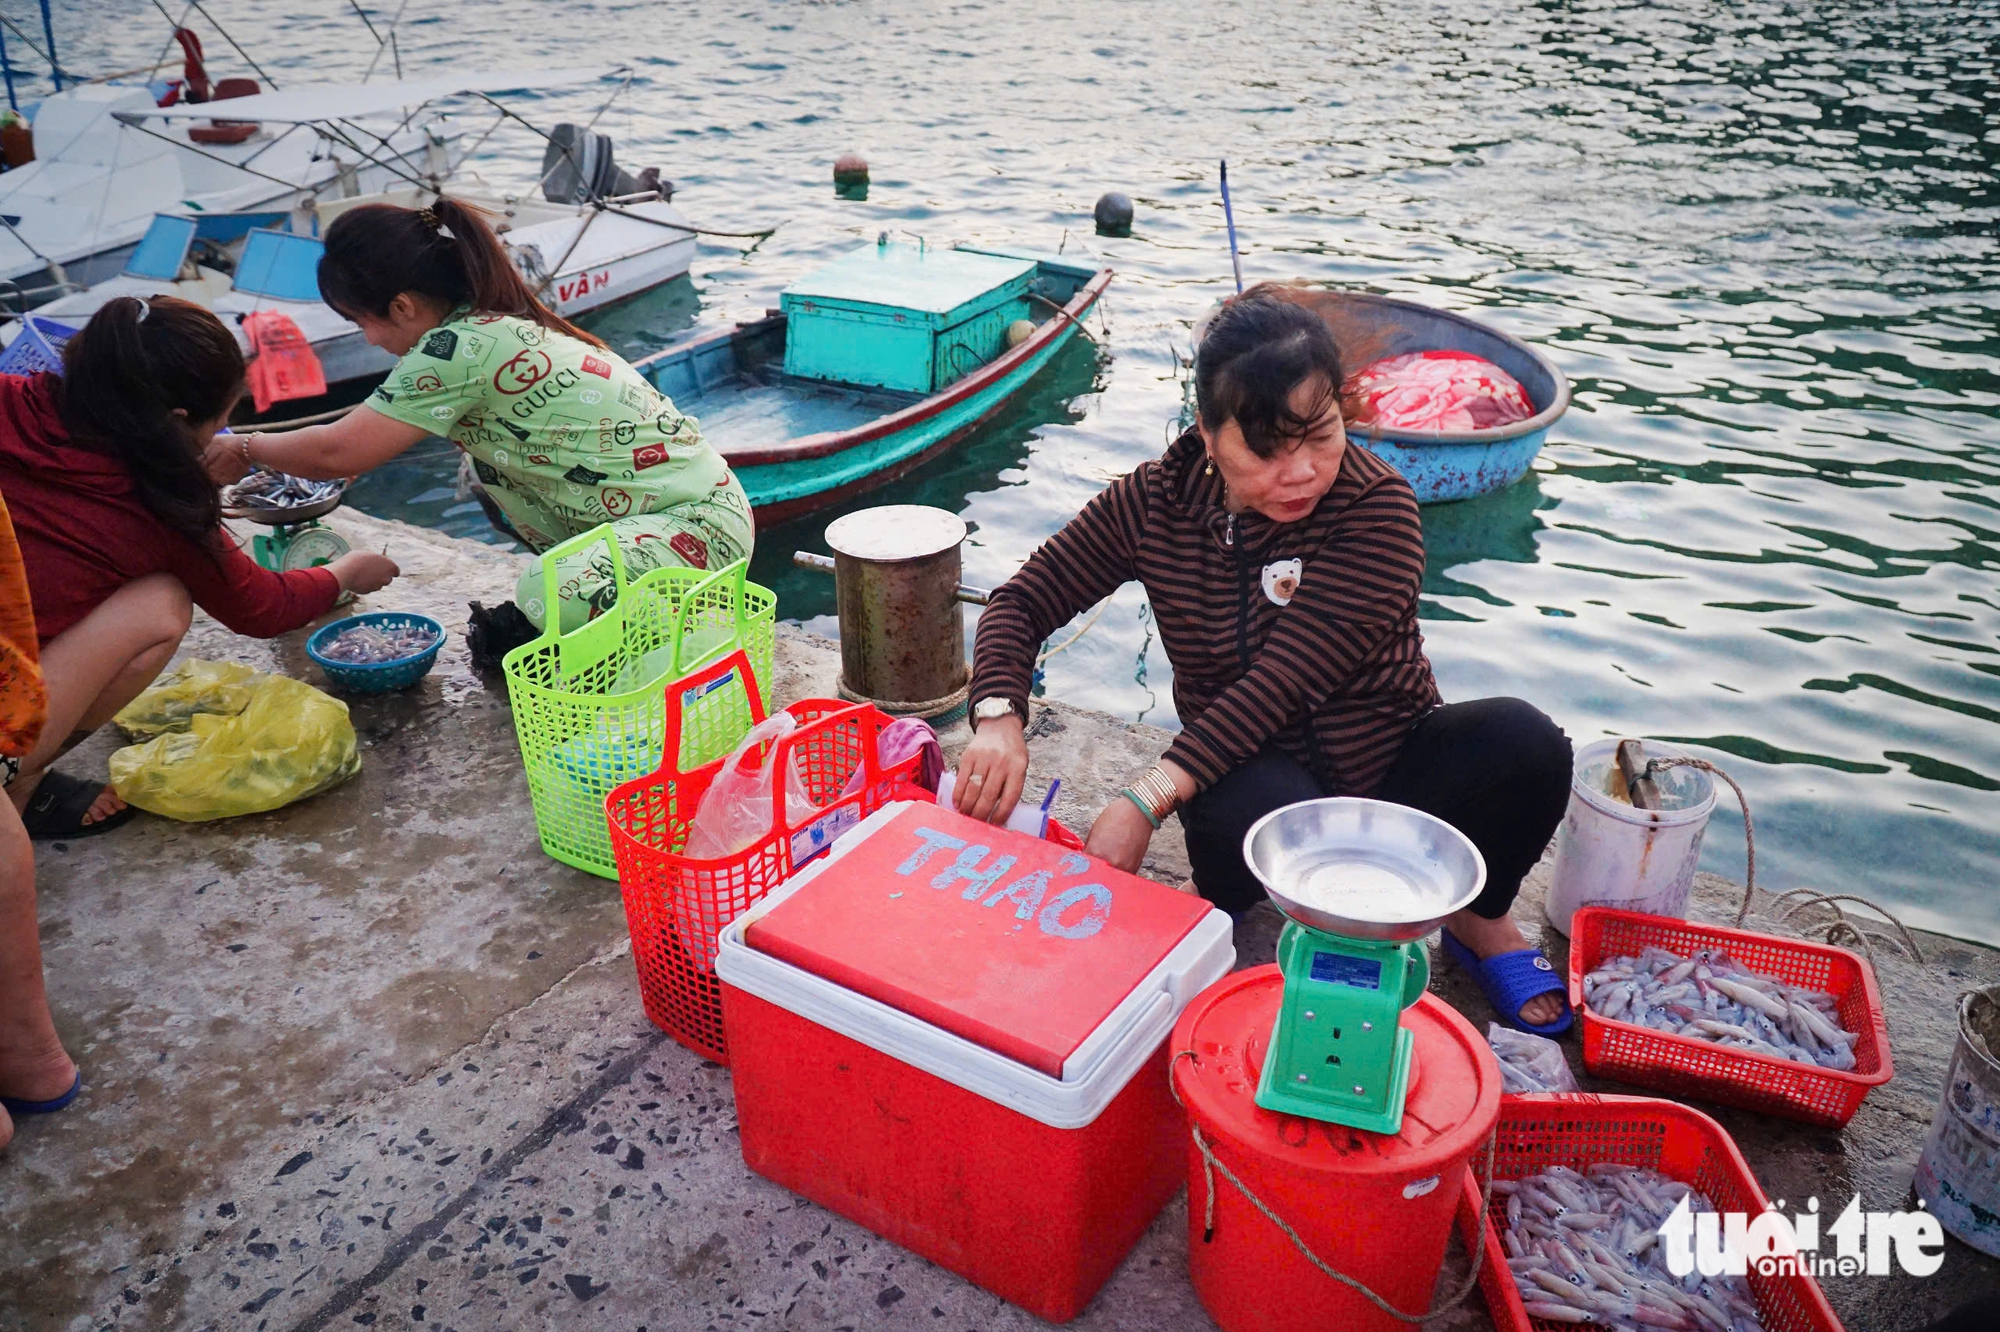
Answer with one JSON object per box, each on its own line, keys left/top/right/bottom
{"left": 744, "top": 803, "right": 1215, "bottom": 1078}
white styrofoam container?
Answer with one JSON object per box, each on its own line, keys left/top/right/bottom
{"left": 715, "top": 802, "right": 1236, "bottom": 1130}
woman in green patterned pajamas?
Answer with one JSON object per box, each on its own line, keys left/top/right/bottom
{"left": 207, "top": 197, "right": 753, "bottom": 631}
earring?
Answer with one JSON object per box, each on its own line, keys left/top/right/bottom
{"left": 1204, "top": 458, "right": 1215, "bottom": 476}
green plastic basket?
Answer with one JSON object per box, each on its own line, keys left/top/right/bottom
{"left": 501, "top": 525, "right": 776, "bottom": 878}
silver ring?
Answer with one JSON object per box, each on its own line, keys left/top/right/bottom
{"left": 967, "top": 773, "right": 985, "bottom": 785}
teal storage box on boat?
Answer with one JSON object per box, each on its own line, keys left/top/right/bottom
{"left": 780, "top": 240, "right": 1037, "bottom": 394}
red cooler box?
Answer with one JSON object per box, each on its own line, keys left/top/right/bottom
{"left": 716, "top": 802, "right": 1235, "bottom": 1322}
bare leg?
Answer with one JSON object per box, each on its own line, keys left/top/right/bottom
{"left": 1444, "top": 908, "right": 1565, "bottom": 1028}
{"left": 0, "top": 794, "right": 75, "bottom": 1151}
{"left": 7, "top": 574, "right": 192, "bottom": 826}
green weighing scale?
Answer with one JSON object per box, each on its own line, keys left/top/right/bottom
{"left": 222, "top": 476, "right": 352, "bottom": 574}
{"left": 1241, "top": 798, "right": 1487, "bottom": 1135}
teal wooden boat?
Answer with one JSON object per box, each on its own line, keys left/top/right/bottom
{"left": 632, "top": 240, "right": 1111, "bottom": 523}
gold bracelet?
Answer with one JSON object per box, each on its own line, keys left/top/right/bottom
{"left": 239, "top": 432, "right": 256, "bottom": 469}
{"left": 1131, "top": 765, "right": 1180, "bottom": 821}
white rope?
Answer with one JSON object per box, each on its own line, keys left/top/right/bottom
{"left": 1643, "top": 755, "right": 1921, "bottom": 963}
{"left": 1640, "top": 757, "right": 1757, "bottom": 921}
{"left": 1035, "top": 596, "right": 1112, "bottom": 666}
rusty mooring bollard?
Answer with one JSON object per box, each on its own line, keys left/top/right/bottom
{"left": 795, "top": 506, "right": 984, "bottom": 722}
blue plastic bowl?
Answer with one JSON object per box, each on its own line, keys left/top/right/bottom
{"left": 1276, "top": 289, "right": 1571, "bottom": 504}
{"left": 1188, "top": 287, "right": 1573, "bottom": 503}
{"left": 306, "top": 612, "right": 445, "bottom": 693}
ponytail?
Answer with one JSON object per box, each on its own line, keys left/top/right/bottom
{"left": 58, "top": 295, "right": 238, "bottom": 549}
{"left": 318, "top": 196, "right": 606, "bottom": 348}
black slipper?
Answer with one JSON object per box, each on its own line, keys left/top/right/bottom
{"left": 19, "top": 771, "right": 136, "bottom": 841}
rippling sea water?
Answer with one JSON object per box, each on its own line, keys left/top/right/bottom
{"left": 55, "top": 1, "right": 2000, "bottom": 943}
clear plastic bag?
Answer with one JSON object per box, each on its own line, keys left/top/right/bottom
{"left": 1344, "top": 350, "right": 1535, "bottom": 433}
{"left": 1487, "top": 1022, "right": 1579, "bottom": 1094}
{"left": 109, "top": 661, "right": 360, "bottom": 821}
{"left": 680, "top": 712, "right": 819, "bottom": 860}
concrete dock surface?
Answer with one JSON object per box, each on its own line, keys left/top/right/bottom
{"left": 4, "top": 511, "right": 1995, "bottom": 1331}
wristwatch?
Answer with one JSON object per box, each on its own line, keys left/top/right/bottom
{"left": 972, "top": 696, "right": 1021, "bottom": 728}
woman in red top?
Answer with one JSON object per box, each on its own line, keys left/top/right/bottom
{"left": 0, "top": 296, "right": 399, "bottom": 839}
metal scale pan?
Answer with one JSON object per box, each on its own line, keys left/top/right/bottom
{"left": 221, "top": 477, "right": 349, "bottom": 526}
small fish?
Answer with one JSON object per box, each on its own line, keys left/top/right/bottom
{"left": 319, "top": 622, "right": 440, "bottom": 665}
{"left": 1583, "top": 943, "right": 1858, "bottom": 1069}
{"left": 225, "top": 468, "right": 345, "bottom": 512}
{"left": 1489, "top": 1023, "right": 1577, "bottom": 1093}
{"left": 1501, "top": 1165, "right": 1768, "bottom": 1332}
{"left": 1709, "top": 977, "right": 1789, "bottom": 1022}
{"left": 1529, "top": 1269, "right": 1596, "bottom": 1307}
{"left": 1558, "top": 1211, "right": 1616, "bottom": 1229}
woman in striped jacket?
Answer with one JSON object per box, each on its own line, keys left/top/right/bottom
{"left": 956, "top": 293, "right": 1574, "bottom": 1033}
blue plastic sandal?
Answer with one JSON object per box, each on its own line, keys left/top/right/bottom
{"left": 1441, "top": 931, "right": 1572, "bottom": 1036}
{"left": 1, "top": 1069, "right": 82, "bottom": 1116}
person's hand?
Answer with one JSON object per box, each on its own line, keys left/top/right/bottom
{"left": 954, "top": 711, "right": 1027, "bottom": 824}
{"left": 1084, "top": 795, "right": 1155, "bottom": 874}
{"left": 205, "top": 433, "right": 252, "bottom": 486}
{"left": 328, "top": 551, "right": 399, "bottom": 595}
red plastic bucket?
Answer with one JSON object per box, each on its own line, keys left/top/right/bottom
{"left": 1171, "top": 966, "right": 1500, "bottom": 1332}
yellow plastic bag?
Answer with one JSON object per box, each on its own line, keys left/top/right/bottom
{"left": 112, "top": 659, "right": 260, "bottom": 740}
{"left": 109, "top": 660, "right": 360, "bottom": 821}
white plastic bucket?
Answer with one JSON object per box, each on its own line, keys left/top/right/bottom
{"left": 1915, "top": 987, "right": 2000, "bottom": 1257}
{"left": 1545, "top": 739, "right": 1715, "bottom": 937}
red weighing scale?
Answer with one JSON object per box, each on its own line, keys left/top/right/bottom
{"left": 716, "top": 801, "right": 1235, "bottom": 1322}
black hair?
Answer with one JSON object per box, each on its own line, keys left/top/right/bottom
{"left": 1193, "top": 291, "right": 1345, "bottom": 457}
{"left": 58, "top": 295, "right": 240, "bottom": 548}
{"left": 318, "top": 195, "right": 606, "bottom": 348}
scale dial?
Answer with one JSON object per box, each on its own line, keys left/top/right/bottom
{"left": 280, "top": 526, "right": 351, "bottom": 571}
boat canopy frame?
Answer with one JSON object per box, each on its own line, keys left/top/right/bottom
{"left": 112, "top": 65, "right": 682, "bottom": 226}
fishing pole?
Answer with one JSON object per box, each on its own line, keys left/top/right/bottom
{"left": 1219, "top": 159, "right": 1244, "bottom": 294}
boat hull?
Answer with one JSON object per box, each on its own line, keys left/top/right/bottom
{"left": 528, "top": 206, "right": 698, "bottom": 318}
{"left": 736, "top": 301, "right": 1091, "bottom": 523}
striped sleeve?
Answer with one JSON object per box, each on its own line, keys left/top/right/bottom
{"left": 969, "top": 468, "right": 1149, "bottom": 719}
{"left": 1164, "top": 480, "right": 1427, "bottom": 790}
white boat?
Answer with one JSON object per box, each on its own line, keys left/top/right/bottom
{"left": 13, "top": 181, "right": 698, "bottom": 396}
{"left": 5, "top": 72, "right": 709, "bottom": 408}
{"left": 324, "top": 186, "right": 699, "bottom": 321}
{"left": 0, "top": 80, "right": 449, "bottom": 311}
{"left": 8, "top": 210, "right": 395, "bottom": 388}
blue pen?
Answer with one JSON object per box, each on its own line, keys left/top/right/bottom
{"left": 1041, "top": 778, "right": 1061, "bottom": 813}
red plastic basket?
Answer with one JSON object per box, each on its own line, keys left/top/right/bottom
{"left": 605, "top": 651, "right": 917, "bottom": 1063}
{"left": 1455, "top": 1093, "right": 1844, "bottom": 1332}
{"left": 1567, "top": 908, "right": 1892, "bottom": 1127}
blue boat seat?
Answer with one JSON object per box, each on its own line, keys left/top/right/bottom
{"left": 122, "top": 215, "right": 198, "bottom": 281}
{"left": 232, "top": 228, "right": 325, "bottom": 303}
